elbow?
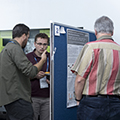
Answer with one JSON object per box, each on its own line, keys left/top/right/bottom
{"left": 76, "top": 74, "right": 85, "bottom": 83}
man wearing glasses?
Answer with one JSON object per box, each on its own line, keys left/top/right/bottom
{"left": 26, "top": 33, "right": 50, "bottom": 120}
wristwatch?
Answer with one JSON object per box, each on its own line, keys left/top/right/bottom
{"left": 74, "top": 91, "right": 81, "bottom": 102}
{"left": 75, "top": 98, "right": 81, "bottom": 102}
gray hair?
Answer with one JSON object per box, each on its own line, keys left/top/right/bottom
{"left": 94, "top": 16, "right": 114, "bottom": 34}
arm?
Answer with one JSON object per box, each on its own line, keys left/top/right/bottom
{"left": 34, "top": 71, "right": 50, "bottom": 84}
{"left": 34, "top": 50, "right": 47, "bottom": 71}
{"left": 75, "top": 74, "right": 85, "bottom": 104}
{"left": 35, "top": 71, "right": 45, "bottom": 79}
{"left": 46, "top": 79, "right": 50, "bottom": 84}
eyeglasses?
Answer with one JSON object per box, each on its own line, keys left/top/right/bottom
{"left": 36, "top": 43, "right": 48, "bottom": 46}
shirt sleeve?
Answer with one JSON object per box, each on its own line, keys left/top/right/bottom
{"left": 7, "top": 44, "right": 38, "bottom": 78}
{"left": 71, "top": 44, "right": 93, "bottom": 79}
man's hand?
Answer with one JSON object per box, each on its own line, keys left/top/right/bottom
{"left": 35, "top": 71, "right": 45, "bottom": 79}
{"left": 77, "top": 101, "right": 79, "bottom": 106}
{"left": 41, "top": 50, "right": 47, "bottom": 63}
{"left": 34, "top": 50, "right": 47, "bottom": 71}
{"left": 46, "top": 79, "right": 50, "bottom": 84}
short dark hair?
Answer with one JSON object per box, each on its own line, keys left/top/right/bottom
{"left": 12, "top": 24, "right": 30, "bottom": 39}
{"left": 35, "top": 33, "right": 49, "bottom": 44}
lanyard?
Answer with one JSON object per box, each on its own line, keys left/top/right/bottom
{"left": 9, "top": 41, "right": 25, "bottom": 51}
{"left": 34, "top": 56, "right": 49, "bottom": 72}
{"left": 34, "top": 57, "right": 38, "bottom": 63}
{"left": 46, "top": 57, "right": 49, "bottom": 72}
{"left": 9, "top": 41, "right": 16, "bottom": 44}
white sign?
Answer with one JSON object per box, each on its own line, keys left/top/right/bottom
{"left": 55, "top": 25, "right": 60, "bottom": 36}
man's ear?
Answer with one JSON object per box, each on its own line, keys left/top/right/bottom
{"left": 111, "top": 31, "right": 113, "bottom": 36}
{"left": 95, "top": 30, "right": 97, "bottom": 36}
{"left": 21, "top": 33, "right": 26, "bottom": 40}
{"left": 34, "top": 42, "right": 36, "bottom": 47}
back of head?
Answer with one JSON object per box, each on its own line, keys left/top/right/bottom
{"left": 12, "top": 24, "right": 30, "bottom": 39}
{"left": 94, "top": 16, "right": 114, "bottom": 34}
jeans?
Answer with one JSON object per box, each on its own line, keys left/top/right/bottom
{"left": 77, "top": 96, "right": 120, "bottom": 120}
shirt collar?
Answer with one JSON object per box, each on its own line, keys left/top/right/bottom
{"left": 11, "top": 39, "right": 21, "bottom": 46}
{"left": 97, "top": 35, "right": 114, "bottom": 41}
{"left": 32, "top": 49, "right": 40, "bottom": 58}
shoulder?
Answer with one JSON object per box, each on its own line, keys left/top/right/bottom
{"left": 86, "top": 40, "right": 98, "bottom": 45}
{"left": 5, "top": 42, "right": 22, "bottom": 56}
{"left": 26, "top": 52, "right": 35, "bottom": 63}
{"left": 85, "top": 40, "right": 102, "bottom": 49}
{"left": 26, "top": 51, "right": 34, "bottom": 57}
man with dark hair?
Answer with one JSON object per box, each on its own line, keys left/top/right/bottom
{"left": 71, "top": 16, "right": 120, "bottom": 120}
{"left": 12, "top": 24, "right": 30, "bottom": 39}
{"left": 26, "top": 33, "right": 50, "bottom": 120}
{"left": 0, "top": 24, "right": 47, "bottom": 120}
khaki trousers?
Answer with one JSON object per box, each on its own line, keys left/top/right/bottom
{"left": 32, "top": 97, "right": 49, "bottom": 120}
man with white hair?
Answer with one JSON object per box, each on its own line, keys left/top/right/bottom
{"left": 71, "top": 16, "right": 120, "bottom": 120}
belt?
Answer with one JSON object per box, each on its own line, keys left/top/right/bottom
{"left": 82, "top": 95, "right": 120, "bottom": 99}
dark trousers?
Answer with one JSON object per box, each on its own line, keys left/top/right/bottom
{"left": 4, "top": 99, "right": 33, "bottom": 120}
{"left": 77, "top": 96, "right": 120, "bottom": 120}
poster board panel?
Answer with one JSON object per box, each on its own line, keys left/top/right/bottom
{"left": 51, "top": 22, "right": 96, "bottom": 120}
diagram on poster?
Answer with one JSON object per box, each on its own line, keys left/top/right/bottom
{"left": 67, "top": 29, "right": 89, "bottom": 108}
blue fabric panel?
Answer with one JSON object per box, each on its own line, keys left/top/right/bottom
{"left": 53, "top": 23, "right": 96, "bottom": 120}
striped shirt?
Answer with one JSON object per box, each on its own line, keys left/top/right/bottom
{"left": 71, "top": 35, "right": 120, "bottom": 95}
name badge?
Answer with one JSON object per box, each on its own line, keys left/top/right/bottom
{"left": 39, "top": 76, "right": 48, "bottom": 88}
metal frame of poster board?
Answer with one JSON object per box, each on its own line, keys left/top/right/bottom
{"left": 50, "top": 22, "right": 96, "bottom": 120}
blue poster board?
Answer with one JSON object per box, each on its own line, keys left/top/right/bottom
{"left": 50, "top": 22, "right": 96, "bottom": 120}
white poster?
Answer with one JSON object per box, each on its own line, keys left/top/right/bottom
{"left": 67, "top": 29, "right": 89, "bottom": 108}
